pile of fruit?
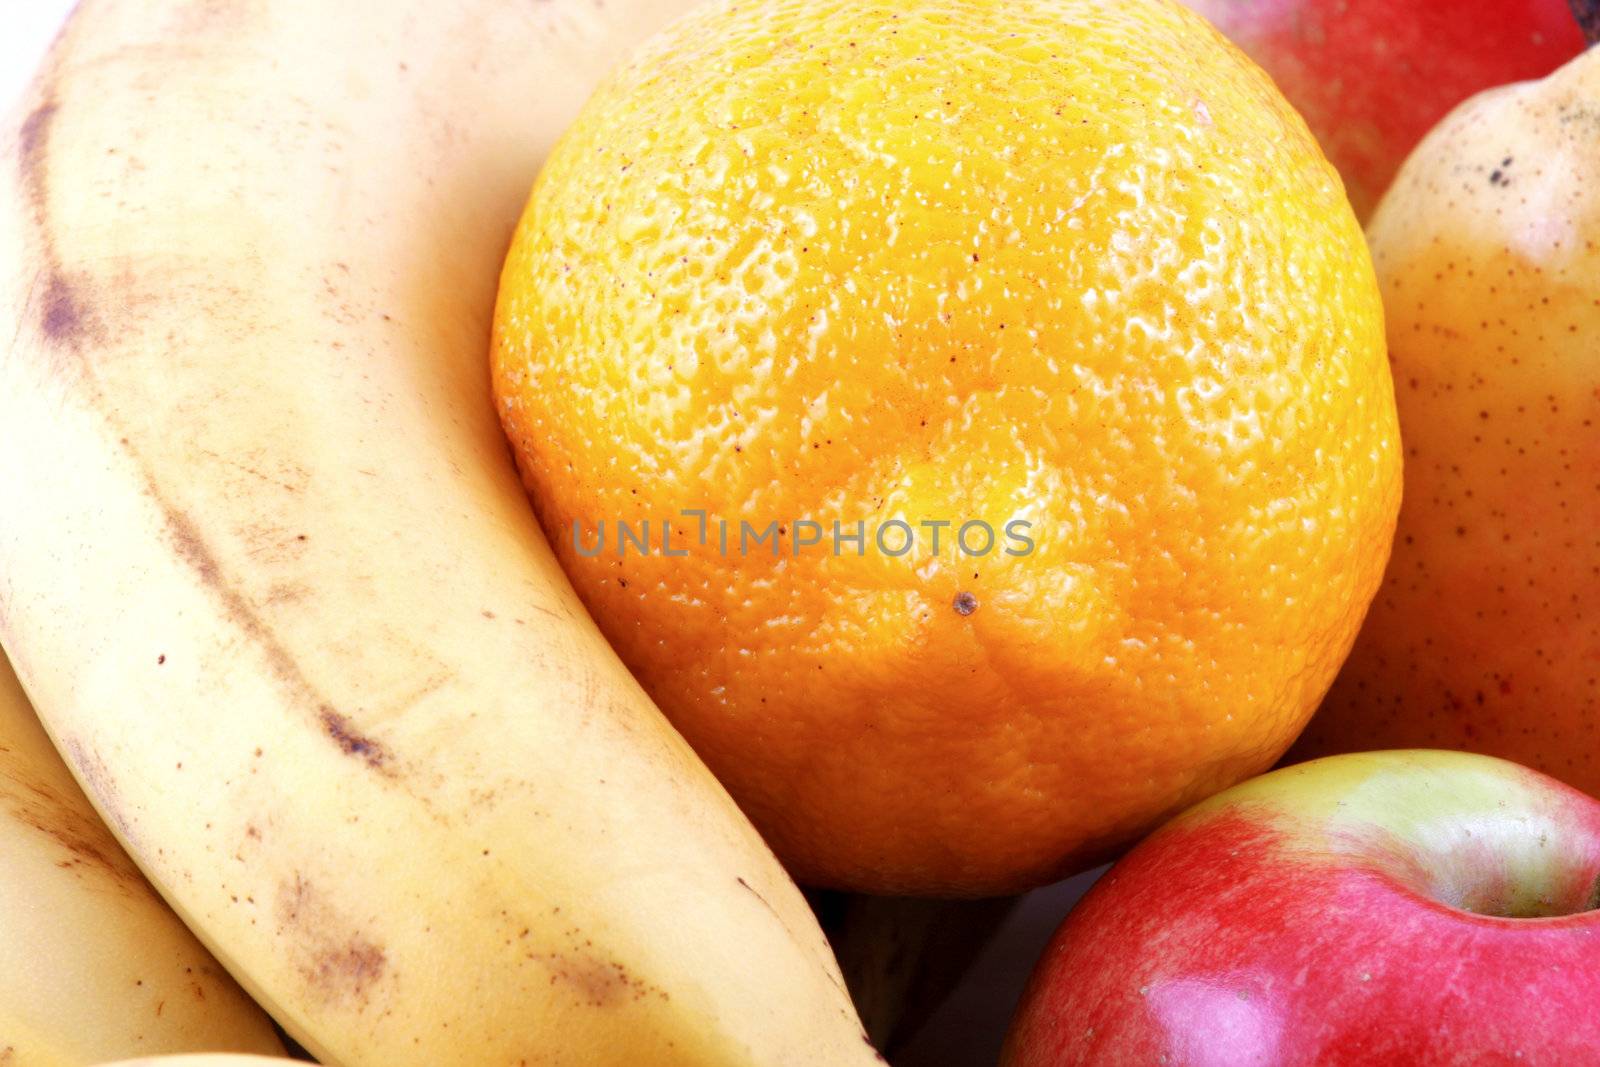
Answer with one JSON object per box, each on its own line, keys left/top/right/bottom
{"left": 0, "top": 0, "right": 1595, "bottom": 1063}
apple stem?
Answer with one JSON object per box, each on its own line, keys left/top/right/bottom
{"left": 1571, "top": 0, "right": 1600, "bottom": 47}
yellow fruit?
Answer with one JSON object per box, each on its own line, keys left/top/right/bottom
{"left": 0, "top": 651, "right": 283, "bottom": 1063}
{"left": 494, "top": 0, "right": 1402, "bottom": 893}
{"left": 96, "top": 1059, "right": 298, "bottom": 1067}
{"left": 0, "top": 0, "right": 878, "bottom": 1063}
{"left": 1293, "top": 44, "right": 1600, "bottom": 787}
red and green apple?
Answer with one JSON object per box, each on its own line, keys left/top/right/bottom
{"left": 1003, "top": 750, "right": 1600, "bottom": 1065}
{"left": 1181, "top": 0, "right": 1585, "bottom": 218}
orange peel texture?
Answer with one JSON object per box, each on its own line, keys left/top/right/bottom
{"left": 493, "top": 0, "right": 1401, "bottom": 894}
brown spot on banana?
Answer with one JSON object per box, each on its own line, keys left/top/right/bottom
{"left": 531, "top": 953, "right": 670, "bottom": 1008}
{"left": 14, "top": 77, "right": 395, "bottom": 779}
{"left": 159, "top": 506, "right": 393, "bottom": 773}
{"left": 318, "top": 706, "right": 388, "bottom": 768}
{"left": 15, "top": 101, "right": 56, "bottom": 211}
{"left": 8, "top": 774, "right": 139, "bottom": 888}
{"left": 15, "top": 100, "right": 99, "bottom": 355}
{"left": 309, "top": 941, "right": 388, "bottom": 1001}
{"left": 276, "top": 872, "right": 389, "bottom": 1005}
{"left": 20, "top": 76, "right": 367, "bottom": 762}
{"left": 38, "top": 271, "right": 88, "bottom": 344}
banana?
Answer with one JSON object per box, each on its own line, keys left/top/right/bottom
{"left": 98, "top": 1060, "right": 298, "bottom": 1067}
{"left": 0, "top": 649, "right": 282, "bottom": 1064}
{"left": 0, "top": 2, "right": 879, "bottom": 1064}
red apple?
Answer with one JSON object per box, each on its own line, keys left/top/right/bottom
{"left": 1002, "top": 750, "right": 1600, "bottom": 1065}
{"left": 1180, "top": 0, "right": 1584, "bottom": 218}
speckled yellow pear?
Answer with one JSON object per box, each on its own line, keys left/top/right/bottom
{"left": 0, "top": 1, "right": 878, "bottom": 1064}
{"left": 0, "top": 651, "right": 282, "bottom": 1064}
{"left": 1294, "top": 24, "right": 1600, "bottom": 789}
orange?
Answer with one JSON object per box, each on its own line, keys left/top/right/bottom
{"left": 492, "top": 0, "right": 1402, "bottom": 894}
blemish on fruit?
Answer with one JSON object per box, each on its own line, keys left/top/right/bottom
{"left": 276, "top": 873, "right": 388, "bottom": 1003}
{"left": 735, "top": 875, "right": 769, "bottom": 908}
{"left": 10, "top": 774, "right": 134, "bottom": 887}
{"left": 16, "top": 101, "right": 56, "bottom": 201}
{"left": 308, "top": 940, "right": 387, "bottom": 999}
{"left": 953, "top": 591, "right": 978, "bottom": 616}
{"left": 15, "top": 101, "right": 101, "bottom": 353}
{"left": 533, "top": 952, "right": 668, "bottom": 1007}
{"left": 159, "top": 506, "right": 399, "bottom": 773}
{"left": 39, "top": 271, "right": 88, "bottom": 344}
{"left": 319, "top": 707, "right": 388, "bottom": 769}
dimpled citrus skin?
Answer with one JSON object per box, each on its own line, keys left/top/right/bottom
{"left": 492, "top": 0, "right": 1401, "bottom": 894}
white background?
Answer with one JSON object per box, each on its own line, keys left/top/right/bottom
{"left": 1, "top": 0, "right": 69, "bottom": 115}
{"left": 0, "top": 1, "right": 1100, "bottom": 1062}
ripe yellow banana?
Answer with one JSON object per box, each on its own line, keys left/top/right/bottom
{"left": 0, "top": 2, "right": 878, "bottom": 1065}
{"left": 98, "top": 1059, "right": 297, "bottom": 1067}
{"left": 0, "top": 650, "right": 282, "bottom": 1063}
